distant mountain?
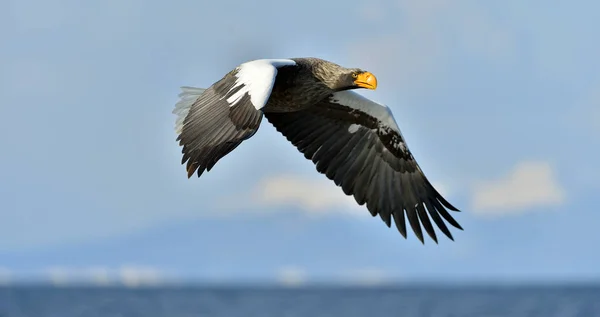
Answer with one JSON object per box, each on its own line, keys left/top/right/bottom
{"left": 2, "top": 204, "right": 599, "bottom": 285}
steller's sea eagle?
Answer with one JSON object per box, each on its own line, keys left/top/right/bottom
{"left": 172, "top": 57, "right": 463, "bottom": 244}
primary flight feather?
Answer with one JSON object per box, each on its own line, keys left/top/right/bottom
{"left": 172, "top": 57, "right": 463, "bottom": 244}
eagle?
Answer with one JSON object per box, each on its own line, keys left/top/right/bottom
{"left": 172, "top": 57, "right": 463, "bottom": 244}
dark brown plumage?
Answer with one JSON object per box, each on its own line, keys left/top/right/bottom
{"left": 172, "top": 57, "right": 462, "bottom": 244}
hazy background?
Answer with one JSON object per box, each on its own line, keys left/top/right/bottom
{"left": 1, "top": 0, "right": 598, "bottom": 287}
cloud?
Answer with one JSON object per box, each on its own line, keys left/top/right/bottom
{"left": 336, "top": 268, "right": 389, "bottom": 286}
{"left": 84, "top": 267, "right": 112, "bottom": 286}
{"left": 249, "top": 174, "right": 364, "bottom": 215}
{"left": 43, "top": 265, "right": 167, "bottom": 287}
{"left": 46, "top": 267, "right": 71, "bottom": 286}
{"left": 471, "top": 161, "right": 566, "bottom": 215}
{"left": 222, "top": 174, "right": 454, "bottom": 217}
{"left": 275, "top": 266, "right": 393, "bottom": 286}
{"left": 118, "top": 265, "right": 164, "bottom": 287}
{"left": 276, "top": 266, "right": 307, "bottom": 287}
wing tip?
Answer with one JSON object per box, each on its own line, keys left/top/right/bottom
{"left": 434, "top": 189, "right": 461, "bottom": 212}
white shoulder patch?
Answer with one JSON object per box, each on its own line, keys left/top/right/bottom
{"left": 329, "top": 90, "right": 401, "bottom": 132}
{"left": 173, "top": 86, "right": 206, "bottom": 134}
{"left": 226, "top": 59, "right": 296, "bottom": 110}
{"left": 348, "top": 123, "right": 360, "bottom": 134}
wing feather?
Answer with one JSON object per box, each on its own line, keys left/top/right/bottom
{"left": 265, "top": 90, "right": 462, "bottom": 243}
{"left": 174, "top": 59, "right": 296, "bottom": 177}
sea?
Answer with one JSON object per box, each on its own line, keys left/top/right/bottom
{"left": 1, "top": 284, "right": 599, "bottom": 317}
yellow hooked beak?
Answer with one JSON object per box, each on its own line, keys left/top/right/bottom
{"left": 354, "top": 71, "right": 377, "bottom": 90}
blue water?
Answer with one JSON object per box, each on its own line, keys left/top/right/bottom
{"left": 1, "top": 285, "right": 599, "bottom": 317}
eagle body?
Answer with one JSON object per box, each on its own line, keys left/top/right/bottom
{"left": 172, "top": 57, "right": 463, "bottom": 244}
{"left": 266, "top": 58, "right": 336, "bottom": 112}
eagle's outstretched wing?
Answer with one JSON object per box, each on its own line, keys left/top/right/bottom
{"left": 265, "top": 90, "right": 462, "bottom": 243}
{"left": 173, "top": 59, "right": 297, "bottom": 177}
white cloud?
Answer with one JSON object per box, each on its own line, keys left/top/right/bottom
{"left": 223, "top": 174, "right": 453, "bottom": 217}
{"left": 471, "top": 161, "right": 566, "bottom": 215}
{"left": 118, "top": 265, "right": 163, "bottom": 287}
{"left": 46, "top": 267, "right": 71, "bottom": 286}
{"left": 43, "top": 265, "right": 166, "bottom": 287}
{"left": 276, "top": 266, "right": 307, "bottom": 287}
{"left": 249, "top": 174, "right": 364, "bottom": 216}
{"left": 337, "top": 268, "right": 389, "bottom": 286}
{"left": 84, "top": 266, "right": 112, "bottom": 286}
{"left": 275, "top": 266, "right": 393, "bottom": 286}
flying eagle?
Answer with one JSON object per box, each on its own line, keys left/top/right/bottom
{"left": 172, "top": 57, "right": 462, "bottom": 243}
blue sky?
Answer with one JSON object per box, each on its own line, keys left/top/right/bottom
{"left": 1, "top": 0, "right": 599, "bottom": 286}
